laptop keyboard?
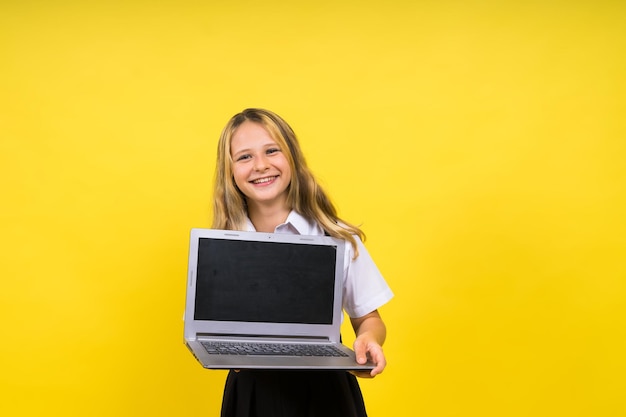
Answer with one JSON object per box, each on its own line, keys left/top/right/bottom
{"left": 201, "top": 341, "right": 349, "bottom": 357}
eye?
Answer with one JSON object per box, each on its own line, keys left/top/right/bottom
{"left": 266, "top": 148, "right": 281, "bottom": 155}
{"left": 235, "top": 154, "right": 251, "bottom": 161}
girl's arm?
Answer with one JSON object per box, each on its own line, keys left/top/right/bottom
{"left": 350, "top": 309, "right": 387, "bottom": 378}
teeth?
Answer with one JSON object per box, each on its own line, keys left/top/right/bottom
{"left": 253, "top": 177, "right": 275, "bottom": 184}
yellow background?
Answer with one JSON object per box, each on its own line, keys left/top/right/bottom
{"left": 1, "top": 1, "right": 624, "bottom": 416}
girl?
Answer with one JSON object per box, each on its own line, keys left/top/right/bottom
{"left": 212, "top": 108, "right": 393, "bottom": 417}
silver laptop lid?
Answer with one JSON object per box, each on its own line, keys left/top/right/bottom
{"left": 184, "top": 229, "right": 345, "bottom": 343}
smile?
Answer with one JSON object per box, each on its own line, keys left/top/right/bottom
{"left": 251, "top": 176, "right": 277, "bottom": 185}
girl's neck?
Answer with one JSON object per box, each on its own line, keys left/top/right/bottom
{"left": 246, "top": 201, "right": 291, "bottom": 233}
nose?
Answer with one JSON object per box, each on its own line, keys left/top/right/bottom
{"left": 253, "top": 155, "right": 269, "bottom": 172}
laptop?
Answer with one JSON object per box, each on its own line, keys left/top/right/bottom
{"left": 183, "top": 228, "right": 374, "bottom": 371}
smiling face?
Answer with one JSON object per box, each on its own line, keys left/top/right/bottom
{"left": 230, "top": 120, "right": 293, "bottom": 211}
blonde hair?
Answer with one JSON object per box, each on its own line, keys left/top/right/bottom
{"left": 212, "top": 108, "right": 365, "bottom": 256}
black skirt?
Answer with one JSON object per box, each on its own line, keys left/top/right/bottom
{"left": 220, "top": 370, "right": 368, "bottom": 417}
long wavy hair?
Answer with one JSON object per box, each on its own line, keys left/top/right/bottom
{"left": 212, "top": 108, "right": 365, "bottom": 256}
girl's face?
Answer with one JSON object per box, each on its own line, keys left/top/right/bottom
{"left": 230, "top": 120, "right": 292, "bottom": 209}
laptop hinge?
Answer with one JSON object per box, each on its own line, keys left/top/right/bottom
{"left": 196, "top": 333, "right": 330, "bottom": 342}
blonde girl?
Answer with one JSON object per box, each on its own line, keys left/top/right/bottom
{"left": 213, "top": 108, "right": 393, "bottom": 417}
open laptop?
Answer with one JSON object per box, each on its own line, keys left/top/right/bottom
{"left": 183, "top": 228, "right": 374, "bottom": 371}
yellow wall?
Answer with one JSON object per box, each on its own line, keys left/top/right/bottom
{"left": 1, "top": 1, "right": 624, "bottom": 416}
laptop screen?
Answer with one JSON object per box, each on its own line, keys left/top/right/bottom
{"left": 194, "top": 238, "right": 338, "bottom": 325}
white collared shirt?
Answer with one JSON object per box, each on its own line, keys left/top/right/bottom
{"left": 245, "top": 211, "right": 394, "bottom": 318}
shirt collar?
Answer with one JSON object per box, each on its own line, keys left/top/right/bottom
{"left": 244, "top": 210, "right": 323, "bottom": 236}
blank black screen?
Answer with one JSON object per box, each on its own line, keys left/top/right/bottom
{"left": 194, "top": 238, "right": 337, "bottom": 324}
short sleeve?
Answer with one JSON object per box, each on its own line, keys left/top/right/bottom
{"left": 342, "top": 236, "right": 394, "bottom": 318}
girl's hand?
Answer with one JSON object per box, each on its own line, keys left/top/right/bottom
{"left": 351, "top": 337, "right": 386, "bottom": 378}
{"left": 350, "top": 310, "right": 388, "bottom": 378}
